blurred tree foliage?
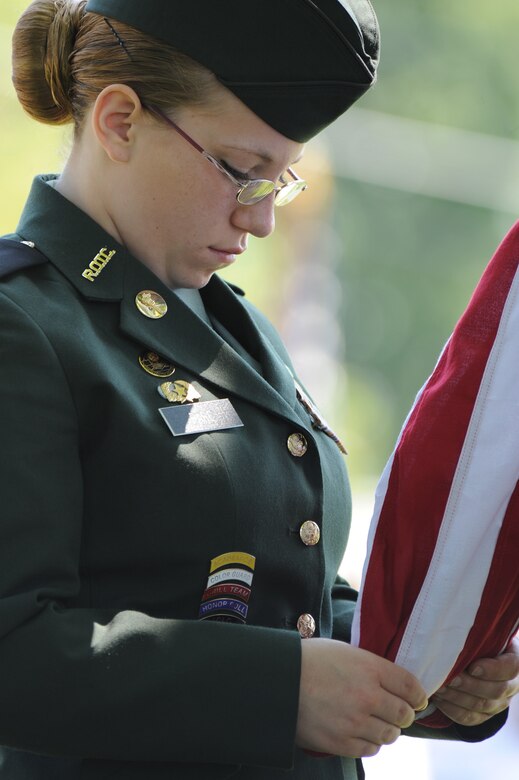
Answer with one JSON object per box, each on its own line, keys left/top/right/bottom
{"left": 325, "top": 0, "right": 519, "bottom": 477}
{"left": 371, "top": 0, "right": 519, "bottom": 137}
{"left": 1, "top": 0, "right": 518, "bottom": 481}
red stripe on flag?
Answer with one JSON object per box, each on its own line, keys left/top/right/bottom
{"left": 356, "top": 220, "right": 519, "bottom": 673}
{"left": 449, "top": 483, "right": 519, "bottom": 678}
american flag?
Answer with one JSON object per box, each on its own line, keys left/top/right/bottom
{"left": 351, "top": 222, "right": 519, "bottom": 727}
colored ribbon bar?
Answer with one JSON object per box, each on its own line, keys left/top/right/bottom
{"left": 207, "top": 567, "right": 254, "bottom": 588}
{"left": 210, "top": 551, "right": 256, "bottom": 573}
{"left": 199, "top": 598, "right": 249, "bottom": 620}
{"left": 202, "top": 583, "right": 251, "bottom": 603}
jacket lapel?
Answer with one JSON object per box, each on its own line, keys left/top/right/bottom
{"left": 202, "top": 275, "right": 298, "bottom": 406}
{"left": 119, "top": 257, "right": 301, "bottom": 424}
{"left": 17, "top": 175, "right": 303, "bottom": 426}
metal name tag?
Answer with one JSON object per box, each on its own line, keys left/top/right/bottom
{"left": 159, "top": 398, "right": 244, "bottom": 437}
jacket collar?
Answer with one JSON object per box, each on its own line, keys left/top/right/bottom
{"left": 17, "top": 176, "right": 302, "bottom": 424}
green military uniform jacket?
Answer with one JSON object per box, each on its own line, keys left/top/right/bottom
{"left": 0, "top": 175, "right": 359, "bottom": 779}
{"left": 0, "top": 177, "right": 506, "bottom": 779}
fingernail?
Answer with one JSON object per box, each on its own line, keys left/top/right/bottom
{"left": 471, "top": 666, "right": 483, "bottom": 677}
{"left": 450, "top": 676, "right": 462, "bottom": 688}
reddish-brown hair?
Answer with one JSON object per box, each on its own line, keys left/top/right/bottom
{"left": 12, "top": 0, "right": 218, "bottom": 130}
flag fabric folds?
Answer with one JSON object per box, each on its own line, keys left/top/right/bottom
{"left": 351, "top": 222, "right": 519, "bottom": 727}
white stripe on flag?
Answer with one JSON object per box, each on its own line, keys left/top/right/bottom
{"left": 351, "top": 343, "right": 451, "bottom": 651}
{"left": 395, "top": 263, "right": 519, "bottom": 694}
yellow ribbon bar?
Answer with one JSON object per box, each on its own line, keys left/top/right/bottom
{"left": 210, "top": 552, "right": 256, "bottom": 573}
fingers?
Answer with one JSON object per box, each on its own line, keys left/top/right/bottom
{"left": 431, "top": 641, "right": 519, "bottom": 727}
{"left": 304, "top": 713, "right": 403, "bottom": 759}
{"left": 466, "top": 652, "right": 519, "bottom": 683}
{"left": 437, "top": 672, "right": 511, "bottom": 701}
{"left": 354, "top": 715, "right": 403, "bottom": 751}
{"left": 373, "top": 690, "right": 417, "bottom": 730}
{"left": 296, "top": 639, "right": 426, "bottom": 757}
{"left": 462, "top": 638, "right": 519, "bottom": 686}
{"left": 431, "top": 666, "right": 516, "bottom": 726}
{"left": 432, "top": 695, "right": 505, "bottom": 727}
{"left": 378, "top": 657, "right": 428, "bottom": 713}
{"left": 433, "top": 686, "right": 509, "bottom": 718}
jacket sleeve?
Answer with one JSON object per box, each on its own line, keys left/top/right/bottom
{"left": 0, "top": 289, "right": 301, "bottom": 767}
{"left": 331, "top": 575, "right": 358, "bottom": 644}
{"left": 404, "top": 709, "right": 508, "bottom": 743}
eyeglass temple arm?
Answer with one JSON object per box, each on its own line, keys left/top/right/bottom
{"left": 142, "top": 103, "right": 205, "bottom": 154}
{"left": 285, "top": 168, "right": 307, "bottom": 190}
{"left": 144, "top": 102, "right": 305, "bottom": 190}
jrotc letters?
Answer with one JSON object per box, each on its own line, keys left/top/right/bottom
{"left": 81, "top": 247, "right": 116, "bottom": 282}
{"left": 199, "top": 552, "right": 256, "bottom": 624}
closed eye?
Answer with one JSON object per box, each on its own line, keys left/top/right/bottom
{"left": 219, "top": 160, "right": 251, "bottom": 184}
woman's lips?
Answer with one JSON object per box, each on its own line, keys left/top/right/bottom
{"left": 209, "top": 246, "right": 245, "bottom": 263}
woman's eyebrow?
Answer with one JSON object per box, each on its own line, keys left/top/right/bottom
{"left": 220, "top": 144, "right": 304, "bottom": 167}
{"left": 219, "top": 144, "right": 273, "bottom": 163}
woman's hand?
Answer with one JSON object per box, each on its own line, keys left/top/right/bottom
{"left": 296, "top": 638, "right": 428, "bottom": 758}
{"left": 431, "top": 636, "right": 519, "bottom": 726}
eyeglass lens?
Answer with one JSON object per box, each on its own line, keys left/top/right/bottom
{"left": 237, "top": 179, "right": 307, "bottom": 207}
{"left": 274, "top": 180, "right": 308, "bottom": 207}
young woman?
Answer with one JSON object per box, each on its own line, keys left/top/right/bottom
{"left": 0, "top": 1, "right": 517, "bottom": 778}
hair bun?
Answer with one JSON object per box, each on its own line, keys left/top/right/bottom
{"left": 12, "top": 0, "right": 86, "bottom": 125}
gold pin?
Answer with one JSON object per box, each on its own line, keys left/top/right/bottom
{"left": 139, "top": 351, "right": 175, "bottom": 378}
{"left": 82, "top": 247, "right": 116, "bottom": 282}
{"left": 135, "top": 291, "right": 168, "bottom": 319}
{"left": 158, "top": 381, "right": 201, "bottom": 404}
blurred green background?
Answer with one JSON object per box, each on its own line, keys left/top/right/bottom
{"left": 2, "top": 0, "right": 519, "bottom": 484}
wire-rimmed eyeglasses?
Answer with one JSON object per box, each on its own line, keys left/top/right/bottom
{"left": 143, "top": 104, "right": 308, "bottom": 207}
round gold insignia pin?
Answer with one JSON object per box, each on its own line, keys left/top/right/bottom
{"left": 135, "top": 290, "right": 168, "bottom": 319}
{"left": 139, "top": 351, "right": 176, "bottom": 378}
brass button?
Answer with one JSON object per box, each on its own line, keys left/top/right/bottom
{"left": 300, "top": 521, "right": 321, "bottom": 547}
{"left": 287, "top": 432, "right": 308, "bottom": 457}
{"left": 136, "top": 290, "right": 168, "bottom": 319}
{"left": 297, "top": 614, "right": 316, "bottom": 639}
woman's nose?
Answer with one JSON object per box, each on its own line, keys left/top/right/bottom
{"left": 231, "top": 194, "right": 276, "bottom": 239}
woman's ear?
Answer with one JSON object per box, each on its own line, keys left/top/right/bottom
{"left": 91, "top": 84, "right": 143, "bottom": 163}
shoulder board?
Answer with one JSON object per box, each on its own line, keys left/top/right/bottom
{"left": 227, "top": 281, "right": 246, "bottom": 297}
{"left": 0, "top": 238, "right": 49, "bottom": 279}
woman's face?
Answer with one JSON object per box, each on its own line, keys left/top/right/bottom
{"left": 112, "top": 86, "right": 305, "bottom": 289}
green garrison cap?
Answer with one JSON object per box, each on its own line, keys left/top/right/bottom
{"left": 84, "top": 0, "right": 379, "bottom": 142}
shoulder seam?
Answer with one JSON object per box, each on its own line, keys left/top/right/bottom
{"left": 0, "top": 239, "right": 49, "bottom": 280}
